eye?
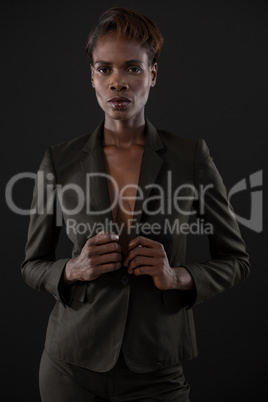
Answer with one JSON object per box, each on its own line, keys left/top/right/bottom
{"left": 127, "top": 66, "right": 142, "bottom": 73}
{"left": 97, "top": 67, "right": 111, "bottom": 74}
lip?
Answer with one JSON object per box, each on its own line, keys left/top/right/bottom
{"left": 107, "top": 96, "right": 132, "bottom": 110}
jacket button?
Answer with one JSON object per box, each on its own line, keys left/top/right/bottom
{"left": 120, "top": 274, "right": 129, "bottom": 286}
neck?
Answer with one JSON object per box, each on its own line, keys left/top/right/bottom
{"left": 103, "top": 115, "right": 146, "bottom": 148}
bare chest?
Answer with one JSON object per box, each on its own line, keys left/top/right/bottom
{"left": 103, "top": 146, "right": 144, "bottom": 219}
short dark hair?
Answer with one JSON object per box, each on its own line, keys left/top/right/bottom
{"left": 85, "top": 7, "right": 164, "bottom": 66}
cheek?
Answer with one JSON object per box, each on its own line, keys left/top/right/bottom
{"left": 134, "top": 78, "right": 151, "bottom": 98}
{"left": 92, "top": 74, "right": 106, "bottom": 90}
{"left": 93, "top": 83, "right": 106, "bottom": 103}
{"left": 139, "top": 84, "right": 151, "bottom": 103}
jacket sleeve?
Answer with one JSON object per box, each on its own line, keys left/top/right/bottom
{"left": 182, "top": 139, "right": 250, "bottom": 306}
{"left": 21, "top": 147, "right": 74, "bottom": 306}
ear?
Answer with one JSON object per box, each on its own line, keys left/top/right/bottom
{"left": 90, "top": 65, "right": 95, "bottom": 88}
{"left": 150, "top": 63, "right": 158, "bottom": 87}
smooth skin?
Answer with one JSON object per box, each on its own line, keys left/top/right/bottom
{"left": 63, "top": 33, "right": 195, "bottom": 291}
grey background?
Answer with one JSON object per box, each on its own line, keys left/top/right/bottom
{"left": 1, "top": 0, "right": 267, "bottom": 400}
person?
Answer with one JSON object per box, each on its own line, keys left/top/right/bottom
{"left": 21, "top": 7, "right": 250, "bottom": 402}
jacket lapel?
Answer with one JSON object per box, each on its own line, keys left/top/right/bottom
{"left": 80, "top": 121, "right": 114, "bottom": 225}
{"left": 131, "top": 120, "right": 165, "bottom": 238}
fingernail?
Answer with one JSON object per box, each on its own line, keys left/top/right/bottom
{"left": 111, "top": 234, "right": 119, "bottom": 240}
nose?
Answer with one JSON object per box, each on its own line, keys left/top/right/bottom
{"left": 109, "top": 72, "right": 129, "bottom": 91}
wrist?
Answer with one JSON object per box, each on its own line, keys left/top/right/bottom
{"left": 62, "top": 259, "right": 77, "bottom": 285}
{"left": 172, "top": 267, "right": 196, "bottom": 290}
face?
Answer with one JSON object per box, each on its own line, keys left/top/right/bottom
{"left": 91, "top": 32, "right": 157, "bottom": 124}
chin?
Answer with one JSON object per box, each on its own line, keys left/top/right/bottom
{"left": 107, "top": 110, "right": 133, "bottom": 120}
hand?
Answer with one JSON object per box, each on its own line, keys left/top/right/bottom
{"left": 63, "top": 231, "right": 122, "bottom": 284}
{"left": 124, "top": 236, "right": 196, "bottom": 291}
{"left": 124, "top": 236, "right": 179, "bottom": 290}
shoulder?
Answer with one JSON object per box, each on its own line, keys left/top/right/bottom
{"left": 50, "top": 132, "right": 91, "bottom": 155}
{"left": 36, "top": 132, "right": 94, "bottom": 175}
{"left": 156, "top": 128, "right": 208, "bottom": 160}
{"left": 43, "top": 131, "right": 94, "bottom": 169}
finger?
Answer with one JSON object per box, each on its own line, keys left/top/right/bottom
{"left": 90, "top": 261, "right": 122, "bottom": 278}
{"left": 127, "top": 236, "right": 159, "bottom": 252}
{"left": 83, "top": 239, "right": 122, "bottom": 260}
{"left": 93, "top": 241, "right": 122, "bottom": 255}
{"left": 127, "top": 256, "right": 156, "bottom": 274}
{"left": 96, "top": 230, "right": 105, "bottom": 236}
{"left": 93, "top": 251, "right": 122, "bottom": 266}
{"left": 91, "top": 233, "right": 119, "bottom": 246}
{"left": 132, "top": 265, "right": 158, "bottom": 276}
{"left": 124, "top": 246, "right": 161, "bottom": 267}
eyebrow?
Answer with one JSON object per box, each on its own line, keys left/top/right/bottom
{"left": 94, "top": 59, "right": 144, "bottom": 66}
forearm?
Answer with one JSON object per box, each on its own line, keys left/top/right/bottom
{"left": 21, "top": 257, "right": 71, "bottom": 297}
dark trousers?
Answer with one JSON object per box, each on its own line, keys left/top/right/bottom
{"left": 39, "top": 349, "right": 190, "bottom": 402}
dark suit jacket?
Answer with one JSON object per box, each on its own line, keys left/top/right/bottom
{"left": 21, "top": 119, "right": 250, "bottom": 373}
